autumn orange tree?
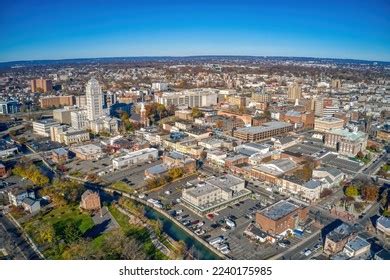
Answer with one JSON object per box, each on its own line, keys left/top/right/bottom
{"left": 361, "top": 185, "right": 379, "bottom": 202}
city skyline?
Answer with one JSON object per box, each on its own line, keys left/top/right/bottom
{"left": 1, "top": 0, "right": 389, "bottom": 62}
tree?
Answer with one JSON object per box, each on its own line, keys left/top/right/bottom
{"left": 156, "top": 104, "right": 166, "bottom": 120}
{"left": 168, "top": 167, "right": 184, "bottom": 180}
{"left": 361, "top": 185, "right": 379, "bottom": 202}
{"left": 215, "top": 120, "right": 224, "bottom": 129}
{"left": 62, "top": 239, "right": 99, "bottom": 260}
{"left": 102, "top": 229, "right": 147, "bottom": 260}
{"left": 191, "top": 107, "right": 204, "bottom": 118}
{"left": 63, "top": 220, "right": 82, "bottom": 244}
{"left": 37, "top": 223, "right": 55, "bottom": 244}
{"left": 294, "top": 164, "right": 313, "bottom": 181}
{"left": 345, "top": 185, "right": 359, "bottom": 197}
{"left": 320, "top": 188, "right": 333, "bottom": 198}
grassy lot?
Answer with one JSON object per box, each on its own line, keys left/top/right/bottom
{"left": 111, "top": 181, "right": 133, "bottom": 194}
{"left": 109, "top": 205, "right": 167, "bottom": 260}
{"left": 22, "top": 204, "right": 94, "bottom": 259}
{"left": 24, "top": 204, "right": 94, "bottom": 234}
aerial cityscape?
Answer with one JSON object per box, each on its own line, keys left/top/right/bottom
{"left": 0, "top": 1, "right": 389, "bottom": 264}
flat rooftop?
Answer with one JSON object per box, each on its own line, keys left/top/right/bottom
{"left": 259, "top": 200, "right": 299, "bottom": 221}
{"left": 185, "top": 182, "right": 220, "bottom": 198}
{"left": 235, "top": 121, "right": 292, "bottom": 134}
{"left": 207, "top": 174, "right": 244, "bottom": 189}
{"left": 345, "top": 236, "right": 370, "bottom": 252}
{"left": 327, "top": 223, "right": 353, "bottom": 242}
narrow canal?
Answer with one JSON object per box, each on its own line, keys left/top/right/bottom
{"left": 144, "top": 206, "right": 221, "bottom": 260}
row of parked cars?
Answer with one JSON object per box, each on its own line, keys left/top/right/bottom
{"left": 169, "top": 209, "right": 206, "bottom": 236}
{"left": 207, "top": 236, "right": 230, "bottom": 255}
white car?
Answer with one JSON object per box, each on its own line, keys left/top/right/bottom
{"left": 304, "top": 249, "right": 312, "bottom": 256}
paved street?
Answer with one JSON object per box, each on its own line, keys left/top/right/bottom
{"left": 0, "top": 214, "right": 41, "bottom": 260}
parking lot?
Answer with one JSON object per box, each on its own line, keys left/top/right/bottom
{"left": 65, "top": 156, "right": 112, "bottom": 177}
{"left": 102, "top": 159, "right": 163, "bottom": 189}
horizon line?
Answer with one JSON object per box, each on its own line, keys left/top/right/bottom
{"left": 1, "top": 54, "right": 389, "bottom": 65}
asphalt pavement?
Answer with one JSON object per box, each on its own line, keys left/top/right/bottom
{"left": 0, "top": 214, "right": 41, "bottom": 260}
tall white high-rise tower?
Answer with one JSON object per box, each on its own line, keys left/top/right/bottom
{"left": 85, "top": 78, "right": 103, "bottom": 121}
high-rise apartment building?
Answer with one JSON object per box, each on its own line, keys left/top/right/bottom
{"left": 331, "top": 79, "right": 342, "bottom": 89}
{"left": 31, "top": 78, "right": 52, "bottom": 93}
{"left": 39, "top": 95, "right": 75, "bottom": 108}
{"left": 85, "top": 78, "right": 104, "bottom": 121}
{"left": 287, "top": 83, "right": 302, "bottom": 101}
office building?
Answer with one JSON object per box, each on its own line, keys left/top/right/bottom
{"left": 53, "top": 106, "right": 80, "bottom": 125}
{"left": 32, "top": 119, "right": 58, "bottom": 137}
{"left": 85, "top": 78, "right": 104, "bottom": 121}
{"left": 376, "top": 216, "right": 390, "bottom": 240}
{"left": 89, "top": 116, "right": 120, "bottom": 134}
{"left": 0, "top": 100, "right": 19, "bottom": 115}
{"left": 314, "top": 117, "right": 344, "bottom": 132}
{"left": 71, "top": 109, "right": 88, "bottom": 130}
{"left": 75, "top": 95, "right": 87, "bottom": 108}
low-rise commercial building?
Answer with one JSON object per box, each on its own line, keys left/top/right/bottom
{"left": 163, "top": 151, "right": 196, "bottom": 173}
{"left": 71, "top": 144, "right": 103, "bottom": 160}
{"left": 324, "top": 223, "right": 354, "bottom": 255}
{"left": 112, "top": 148, "right": 158, "bottom": 170}
{"left": 255, "top": 199, "right": 308, "bottom": 236}
{"left": 51, "top": 148, "right": 69, "bottom": 163}
{"left": 343, "top": 236, "right": 371, "bottom": 258}
{"left": 376, "top": 216, "right": 390, "bottom": 240}
{"left": 250, "top": 158, "right": 297, "bottom": 184}
{"left": 182, "top": 174, "right": 251, "bottom": 214}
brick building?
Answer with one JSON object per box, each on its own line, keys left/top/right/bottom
{"left": 31, "top": 78, "right": 52, "bottom": 93}
{"left": 80, "top": 190, "right": 101, "bottom": 211}
{"left": 255, "top": 200, "right": 308, "bottom": 235}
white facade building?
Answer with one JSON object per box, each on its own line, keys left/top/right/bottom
{"left": 152, "top": 82, "right": 169, "bottom": 91}
{"left": 32, "top": 119, "right": 58, "bottom": 137}
{"left": 71, "top": 109, "right": 88, "bottom": 129}
{"left": 85, "top": 78, "right": 104, "bottom": 121}
{"left": 112, "top": 148, "right": 158, "bottom": 170}
{"left": 156, "top": 88, "right": 218, "bottom": 108}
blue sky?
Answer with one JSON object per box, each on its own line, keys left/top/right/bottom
{"left": 0, "top": 0, "right": 389, "bottom": 62}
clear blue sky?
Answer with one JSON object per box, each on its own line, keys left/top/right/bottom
{"left": 1, "top": 0, "right": 389, "bottom": 62}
